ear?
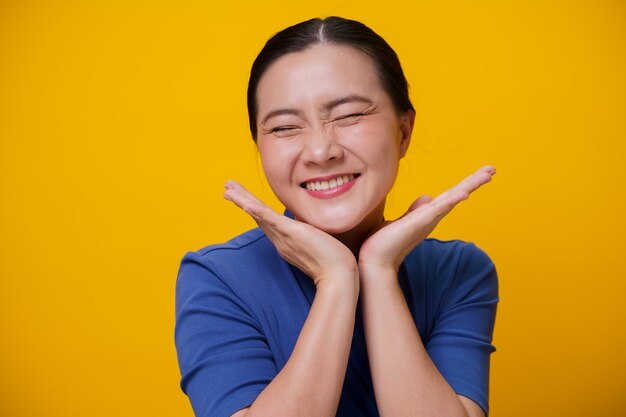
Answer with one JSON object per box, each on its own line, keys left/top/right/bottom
{"left": 398, "top": 109, "right": 415, "bottom": 158}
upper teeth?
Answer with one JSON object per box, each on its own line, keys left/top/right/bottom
{"left": 305, "top": 174, "right": 355, "bottom": 191}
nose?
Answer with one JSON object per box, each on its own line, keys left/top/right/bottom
{"left": 301, "top": 126, "right": 344, "bottom": 165}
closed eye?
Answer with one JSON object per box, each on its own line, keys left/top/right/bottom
{"left": 270, "top": 126, "right": 301, "bottom": 137}
{"left": 272, "top": 126, "right": 297, "bottom": 133}
{"left": 332, "top": 113, "right": 367, "bottom": 127}
{"left": 335, "top": 113, "right": 364, "bottom": 121}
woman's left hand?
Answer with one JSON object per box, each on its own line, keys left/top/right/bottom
{"left": 358, "top": 165, "right": 496, "bottom": 274}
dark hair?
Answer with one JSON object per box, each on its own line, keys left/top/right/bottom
{"left": 247, "top": 16, "right": 414, "bottom": 140}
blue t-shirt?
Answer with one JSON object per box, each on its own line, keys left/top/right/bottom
{"left": 175, "top": 226, "right": 498, "bottom": 417}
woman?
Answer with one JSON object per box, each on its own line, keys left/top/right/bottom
{"left": 175, "top": 16, "right": 498, "bottom": 417}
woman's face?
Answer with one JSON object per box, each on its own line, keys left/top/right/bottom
{"left": 255, "top": 44, "right": 414, "bottom": 236}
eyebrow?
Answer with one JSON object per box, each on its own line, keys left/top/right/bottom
{"left": 322, "top": 94, "right": 373, "bottom": 112}
{"left": 260, "top": 94, "right": 374, "bottom": 125}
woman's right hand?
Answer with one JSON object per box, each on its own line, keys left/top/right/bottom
{"left": 224, "top": 180, "right": 358, "bottom": 289}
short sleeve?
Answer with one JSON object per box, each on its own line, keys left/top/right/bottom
{"left": 175, "top": 251, "right": 277, "bottom": 417}
{"left": 425, "top": 243, "right": 499, "bottom": 416}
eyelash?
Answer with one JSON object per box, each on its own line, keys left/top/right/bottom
{"left": 270, "top": 113, "right": 365, "bottom": 134}
{"left": 336, "top": 113, "right": 365, "bottom": 120}
{"left": 271, "top": 126, "right": 298, "bottom": 133}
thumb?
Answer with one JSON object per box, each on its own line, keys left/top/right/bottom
{"left": 406, "top": 195, "right": 433, "bottom": 214}
{"left": 244, "top": 202, "right": 282, "bottom": 228}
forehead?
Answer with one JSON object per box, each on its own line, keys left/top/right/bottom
{"left": 256, "top": 44, "right": 386, "bottom": 114}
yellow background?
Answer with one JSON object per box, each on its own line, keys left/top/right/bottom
{"left": 1, "top": 1, "right": 624, "bottom": 416}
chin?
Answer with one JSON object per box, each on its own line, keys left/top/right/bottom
{"left": 301, "top": 211, "right": 367, "bottom": 236}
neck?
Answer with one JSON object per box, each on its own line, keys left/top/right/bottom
{"left": 332, "top": 200, "right": 386, "bottom": 258}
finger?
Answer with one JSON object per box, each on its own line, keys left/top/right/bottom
{"left": 442, "top": 166, "right": 494, "bottom": 198}
{"left": 224, "top": 181, "right": 270, "bottom": 219}
{"left": 409, "top": 189, "right": 468, "bottom": 228}
{"left": 223, "top": 184, "right": 262, "bottom": 213}
{"left": 397, "top": 195, "right": 433, "bottom": 220}
{"left": 394, "top": 168, "right": 491, "bottom": 243}
{"left": 223, "top": 181, "right": 288, "bottom": 229}
{"left": 224, "top": 180, "right": 266, "bottom": 206}
{"left": 432, "top": 165, "right": 495, "bottom": 204}
{"left": 224, "top": 180, "right": 270, "bottom": 211}
{"left": 408, "top": 195, "right": 433, "bottom": 212}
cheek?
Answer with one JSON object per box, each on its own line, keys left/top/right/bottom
{"left": 342, "top": 122, "right": 402, "bottom": 161}
{"left": 258, "top": 142, "right": 298, "bottom": 187}
{"left": 347, "top": 124, "right": 402, "bottom": 190}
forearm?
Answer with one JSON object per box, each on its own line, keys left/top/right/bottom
{"left": 359, "top": 267, "right": 469, "bottom": 417}
{"left": 245, "top": 276, "right": 359, "bottom": 417}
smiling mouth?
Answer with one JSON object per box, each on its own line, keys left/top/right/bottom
{"left": 300, "top": 174, "right": 360, "bottom": 191}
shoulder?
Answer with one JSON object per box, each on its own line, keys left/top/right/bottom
{"left": 176, "top": 227, "right": 281, "bottom": 297}
{"left": 179, "top": 227, "right": 279, "bottom": 277}
{"left": 175, "top": 227, "right": 299, "bottom": 310}
{"left": 407, "top": 238, "right": 495, "bottom": 275}
{"left": 188, "top": 227, "right": 270, "bottom": 264}
{"left": 411, "top": 237, "right": 493, "bottom": 264}
{"left": 405, "top": 238, "right": 498, "bottom": 302}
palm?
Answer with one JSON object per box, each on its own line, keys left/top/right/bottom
{"left": 224, "top": 180, "right": 356, "bottom": 286}
{"left": 359, "top": 165, "right": 496, "bottom": 271}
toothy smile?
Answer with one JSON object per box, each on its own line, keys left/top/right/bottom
{"left": 301, "top": 174, "right": 359, "bottom": 191}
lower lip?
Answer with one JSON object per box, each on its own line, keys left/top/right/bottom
{"left": 303, "top": 177, "right": 358, "bottom": 200}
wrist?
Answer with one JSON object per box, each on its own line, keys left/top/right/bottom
{"left": 357, "top": 262, "right": 399, "bottom": 288}
{"left": 358, "top": 261, "right": 398, "bottom": 277}
{"left": 315, "top": 268, "right": 360, "bottom": 295}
